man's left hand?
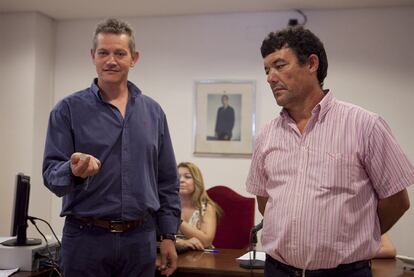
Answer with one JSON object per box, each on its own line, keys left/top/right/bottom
{"left": 158, "top": 239, "right": 177, "bottom": 276}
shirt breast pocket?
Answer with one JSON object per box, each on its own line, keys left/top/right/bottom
{"left": 321, "top": 152, "right": 364, "bottom": 194}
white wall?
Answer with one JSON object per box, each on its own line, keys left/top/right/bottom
{"left": 31, "top": 13, "right": 56, "bottom": 234}
{"left": 0, "top": 13, "right": 54, "bottom": 236}
{"left": 1, "top": 6, "right": 413, "bottom": 257}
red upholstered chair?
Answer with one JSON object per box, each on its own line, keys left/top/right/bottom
{"left": 207, "top": 185, "right": 255, "bottom": 249}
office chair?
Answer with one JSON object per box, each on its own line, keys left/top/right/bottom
{"left": 207, "top": 185, "right": 255, "bottom": 249}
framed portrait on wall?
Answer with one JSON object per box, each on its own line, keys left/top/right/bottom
{"left": 193, "top": 80, "right": 256, "bottom": 157}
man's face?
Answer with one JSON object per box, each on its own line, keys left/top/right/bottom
{"left": 264, "top": 47, "right": 313, "bottom": 109}
{"left": 91, "top": 33, "right": 138, "bottom": 86}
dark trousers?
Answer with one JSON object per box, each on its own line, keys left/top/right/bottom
{"left": 61, "top": 217, "right": 157, "bottom": 277}
{"left": 265, "top": 255, "right": 372, "bottom": 277}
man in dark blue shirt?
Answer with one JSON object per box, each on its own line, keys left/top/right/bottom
{"left": 42, "top": 18, "right": 180, "bottom": 277}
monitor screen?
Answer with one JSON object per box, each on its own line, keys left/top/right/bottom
{"left": 1, "top": 173, "right": 41, "bottom": 247}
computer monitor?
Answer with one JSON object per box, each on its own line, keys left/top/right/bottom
{"left": 1, "top": 173, "right": 42, "bottom": 247}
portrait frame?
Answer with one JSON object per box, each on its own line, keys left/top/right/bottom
{"left": 193, "top": 80, "right": 256, "bottom": 157}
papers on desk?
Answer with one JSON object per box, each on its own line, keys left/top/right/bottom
{"left": 396, "top": 255, "right": 414, "bottom": 270}
{"left": 0, "top": 268, "right": 19, "bottom": 277}
{"left": 0, "top": 237, "right": 20, "bottom": 276}
{"left": 0, "top": 238, "right": 13, "bottom": 244}
{"left": 237, "top": 251, "right": 266, "bottom": 262}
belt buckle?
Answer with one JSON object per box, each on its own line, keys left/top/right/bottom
{"left": 109, "top": 220, "right": 124, "bottom": 233}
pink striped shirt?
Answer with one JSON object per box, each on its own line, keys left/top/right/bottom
{"left": 246, "top": 91, "right": 414, "bottom": 270}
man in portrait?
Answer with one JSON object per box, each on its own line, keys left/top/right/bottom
{"left": 215, "top": 94, "right": 235, "bottom": 140}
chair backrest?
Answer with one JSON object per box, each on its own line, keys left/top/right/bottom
{"left": 207, "top": 185, "right": 255, "bottom": 249}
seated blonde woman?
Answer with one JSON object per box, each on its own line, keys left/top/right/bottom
{"left": 374, "top": 234, "right": 397, "bottom": 258}
{"left": 176, "top": 162, "right": 222, "bottom": 250}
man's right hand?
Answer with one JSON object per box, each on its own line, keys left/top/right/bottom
{"left": 70, "top": 152, "right": 101, "bottom": 178}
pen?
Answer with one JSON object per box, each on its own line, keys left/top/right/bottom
{"left": 203, "top": 249, "right": 219, "bottom": 253}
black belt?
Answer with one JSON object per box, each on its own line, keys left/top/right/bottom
{"left": 266, "top": 255, "right": 371, "bottom": 276}
{"left": 68, "top": 216, "right": 148, "bottom": 233}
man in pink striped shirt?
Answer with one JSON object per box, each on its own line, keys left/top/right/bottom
{"left": 246, "top": 26, "right": 414, "bottom": 276}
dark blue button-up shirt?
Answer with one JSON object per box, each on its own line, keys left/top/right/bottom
{"left": 42, "top": 79, "right": 180, "bottom": 234}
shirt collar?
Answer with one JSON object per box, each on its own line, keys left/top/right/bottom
{"left": 90, "top": 78, "right": 142, "bottom": 101}
{"left": 314, "top": 89, "right": 333, "bottom": 122}
{"left": 279, "top": 89, "right": 334, "bottom": 122}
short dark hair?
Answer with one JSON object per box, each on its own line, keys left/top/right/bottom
{"left": 92, "top": 18, "right": 136, "bottom": 56}
{"left": 261, "top": 26, "right": 328, "bottom": 87}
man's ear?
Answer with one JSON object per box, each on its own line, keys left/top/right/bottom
{"left": 131, "top": 51, "right": 139, "bottom": 68}
{"left": 90, "top": 49, "right": 96, "bottom": 64}
{"left": 308, "top": 54, "right": 319, "bottom": 74}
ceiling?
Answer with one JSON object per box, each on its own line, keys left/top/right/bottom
{"left": 1, "top": 0, "right": 413, "bottom": 20}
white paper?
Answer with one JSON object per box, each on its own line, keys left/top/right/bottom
{"left": 0, "top": 237, "right": 19, "bottom": 276}
{"left": 0, "top": 238, "right": 14, "bottom": 244}
{"left": 396, "top": 255, "right": 414, "bottom": 266}
{"left": 237, "top": 251, "right": 266, "bottom": 262}
{"left": 0, "top": 268, "right": 19, "bottom": 277}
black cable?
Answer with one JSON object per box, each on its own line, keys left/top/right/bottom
{"left": 30, "top": 227, "right": 62, "bottom": 277}
{"left": 28, "top": 216, "right": 61, "bottom": 247}
{"left": 295, "top": 9, "right": 308, "bottom": 25}
{"left": 29, "top": 218, "right": 53, "bottom": 257}
{"left": 288, "top": 9, "right": 308, "bottom": 27}
{"left": 36, "top": 253, "right": 63, "bottom": 277}
{"left": 28, "top": 216, "right": 63, "bottom": 276}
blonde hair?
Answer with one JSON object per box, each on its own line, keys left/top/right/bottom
{"left": 178, "top": 162, "right": 222, "bottom": 220}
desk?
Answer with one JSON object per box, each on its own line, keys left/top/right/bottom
{"left": 157, "top": 248, "right": 262, "bottom": 276}
{"left": 11, "top": 249, "right": 414, "bottom": 277}
{"left": 371, "top": 259, "right": 414, "bottom": 277}
{"left": 11, "top": 268, "right": 54, "bottom": 277}
{"left": 157, "top": 249, "right": 414, "bottom": 277}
